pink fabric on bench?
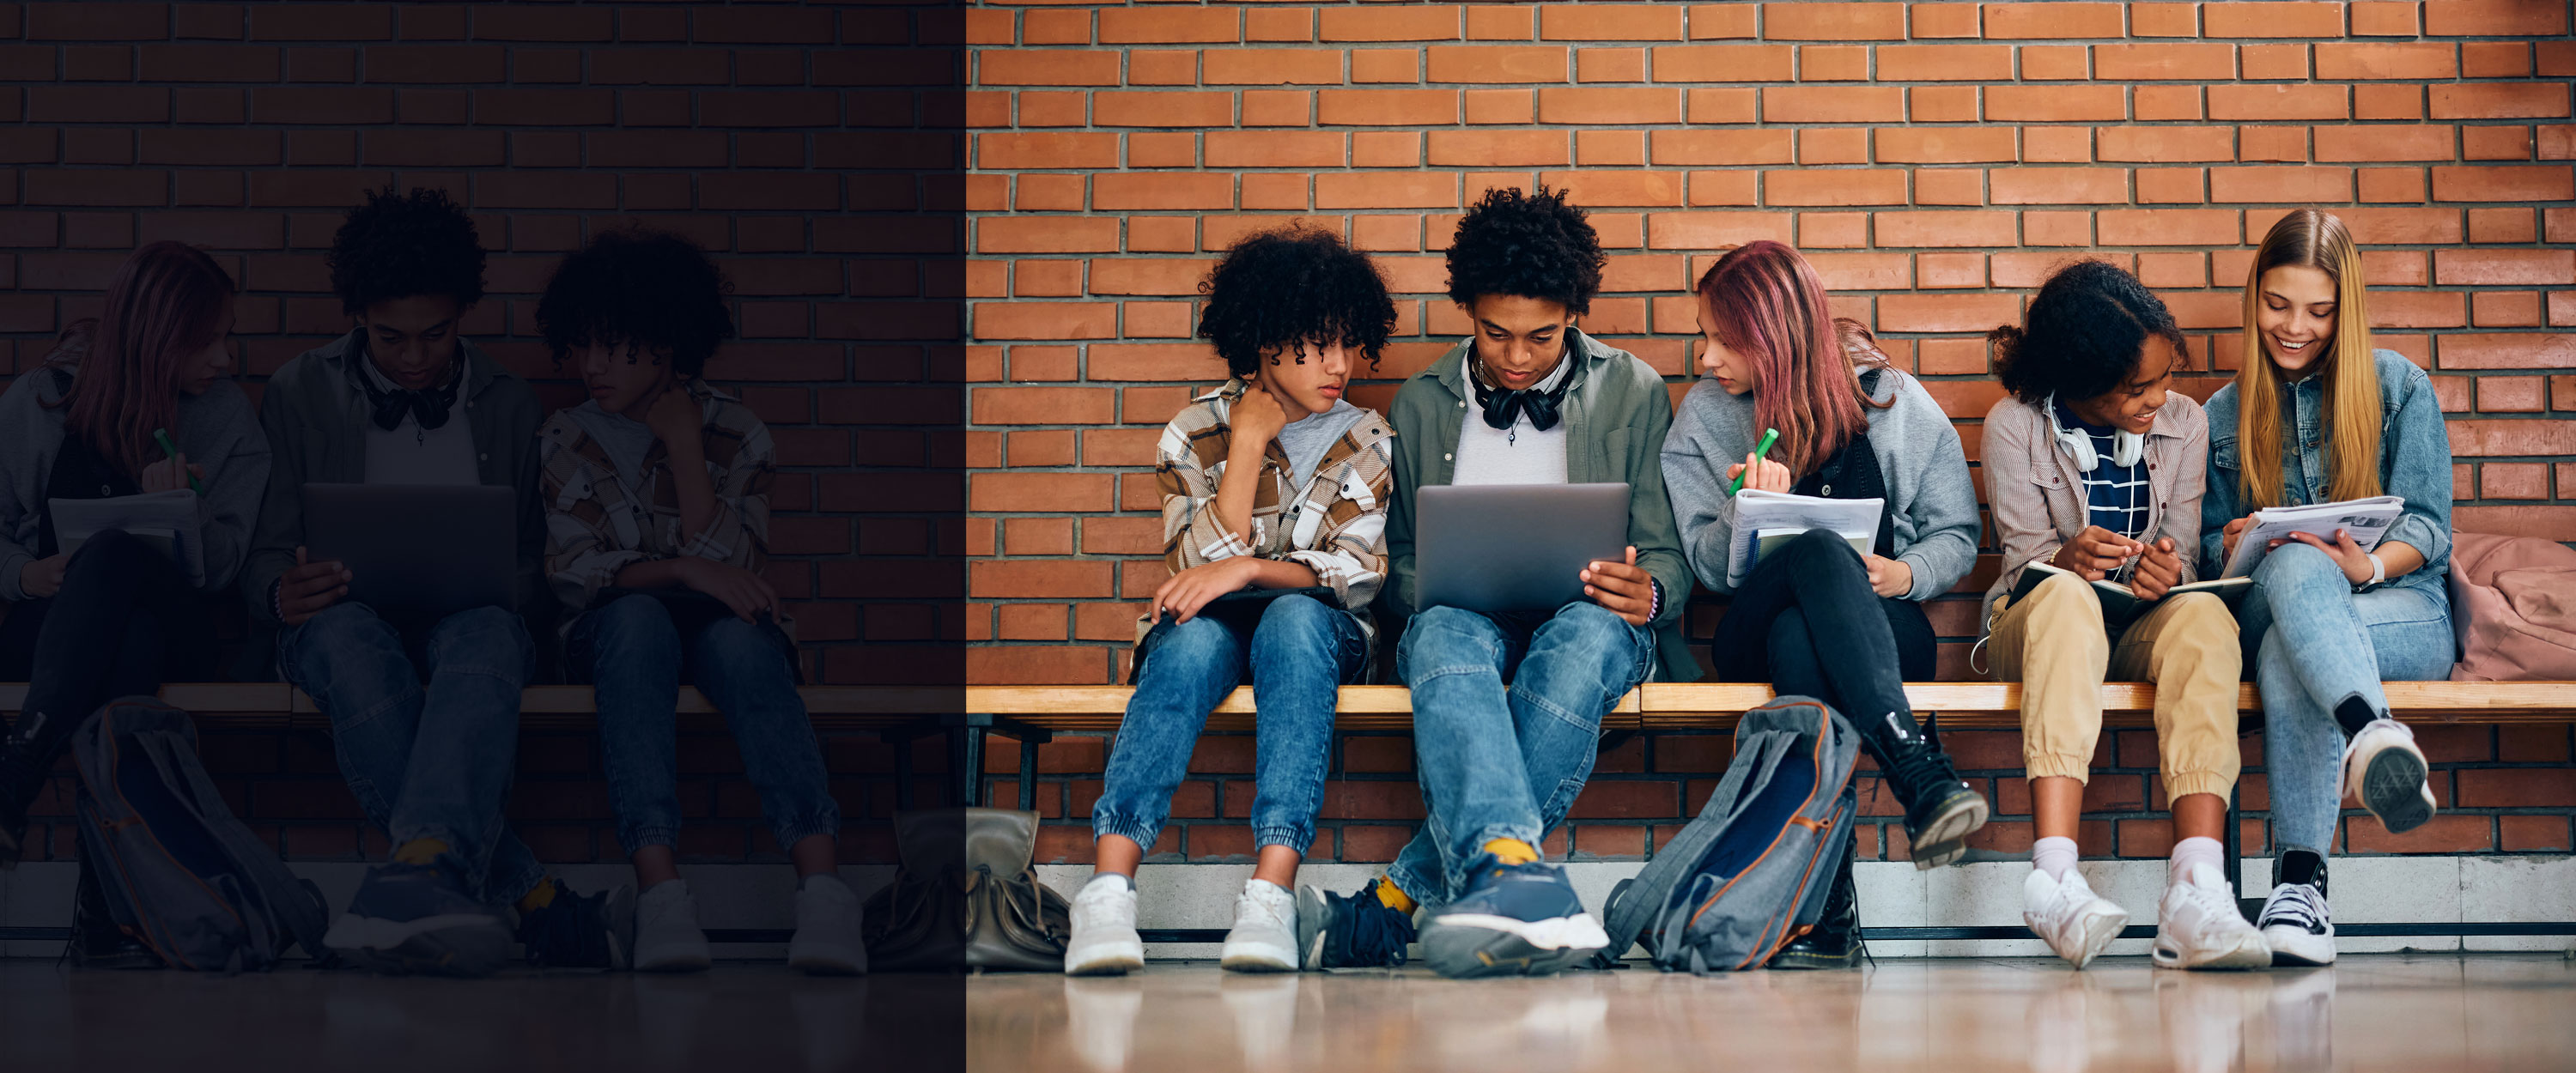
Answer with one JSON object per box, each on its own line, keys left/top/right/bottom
{"left": 2449, "top": 530, "right": 2576, "bottom": 682}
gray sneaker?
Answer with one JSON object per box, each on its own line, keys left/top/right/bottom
{"left": 634, "top": 879, "right": 714, "bottom": 973}
{"left": 1218, "top": 879, "right": 1297, "bottom": 973}
{"left": 324, "top": 857, "right": 514, "bottom": 977}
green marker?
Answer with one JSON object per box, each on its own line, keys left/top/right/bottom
{"left": 1729, "top": 427, "right": 1779, "bottom": 494}
{"left": 152, "top": 428, "right": 205, "bottom": 495}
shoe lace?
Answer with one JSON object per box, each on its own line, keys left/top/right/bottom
{"left": 2259, "top": 882, "right": 2326, "bottom": 932}
{"left": 1337, "top": 886, "right": 1415, "bottom": 967}
{"left": 1884, "top": 746, "right": 1963, "bottom": 807}
{"left": 522, "top": 884, "right": 607, "bottom": 967}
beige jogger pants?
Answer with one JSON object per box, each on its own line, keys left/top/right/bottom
{"left": 1987, "top": 572, "right": 2243, "bottom": 800}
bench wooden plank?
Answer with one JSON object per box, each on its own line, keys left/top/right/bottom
{"left": 5, "top": 682, "right": 2572, "bottom": 733}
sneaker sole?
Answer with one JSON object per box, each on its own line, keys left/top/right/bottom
{"left": 2035, "top": 904, "right": 2130, "bottom": 970}
{"left": 1909, "top": 792, "right": 1990, "bottom": 870}
{"left": 2152, "top": 927, "right": 2272, "bottom": 971}
{"left": 2263, "top": 925, "right": 2336, "bottom": 967}
{"left": 325, "top": 912, "right": 513, "bottom": 978}
{"left": 1218, "top": 939, "right": 1298, "bottom": 973}
{"left": 1767, "top": 943, "right": 1863, "bottom": 971}
{"left": 1419, "top": 913, "right": 1607, "bottom": 980}
{"left": 1064, "top": 941, "right": 1145, "bottom": 976}
{"left": 2360, "top": 747, "right": 2434, "bottom": 834}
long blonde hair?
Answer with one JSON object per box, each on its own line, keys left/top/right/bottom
{"left": 2234, "top": 209, "right": 2380, "bottom": 507}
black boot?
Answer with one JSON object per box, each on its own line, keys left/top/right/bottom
{"left": 1858, "top": 708, "right": 1987, "bottom": 870}
{"left": 1769, "top": 840, "right": 1863, "bottom": 970}
{"left": 0, "top": 730, "right": 49, "bottom": 869}
{"left": 70, "top": 863, "right": 161, "bottom": 970}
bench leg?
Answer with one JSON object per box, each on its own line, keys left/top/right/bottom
{"left": 890, "top": 729, "right": 915, "bottom": 811}
{"left": 951, "top": 724, "right": 986, "bottom": 808}
{"left": 2227, "top": 781, "right": 2260, "bottom": 923}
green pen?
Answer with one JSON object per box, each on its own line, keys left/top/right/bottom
{"left": 1728, "top": 427, "right": 1779, "bottom": 494}
{"left": 152, "top": 428, "right": 205, "bottom": 496}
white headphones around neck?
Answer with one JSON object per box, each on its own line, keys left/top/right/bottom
{"left": 2044, "top": 394, "right": 2143, "bottom": 473}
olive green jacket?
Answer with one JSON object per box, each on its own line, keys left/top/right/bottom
{"left": 1383, "top": 329, "right": 1700, "bottom": 683}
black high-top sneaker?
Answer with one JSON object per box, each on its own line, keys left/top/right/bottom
{"left": 1769, "top": 842, "right": 1863, "bottom": 970}
{"left": 0, "top": 729, "right": 50, "bottom": 869}
{"left": 2257, "top": 848, "right": 2335, "bottom": 967}
{"left": 69, "top": 864, "right": 161, "bottom": 970}
{"left": 1862, "top": 709, "right": 1988, "bottom": 870}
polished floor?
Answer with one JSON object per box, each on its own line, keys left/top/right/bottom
{"left": 974, "top": 955, "right": 2576, "bottom": 1073}
{"left": 2, "top": 955, "right": 2571, "bottom": 1071}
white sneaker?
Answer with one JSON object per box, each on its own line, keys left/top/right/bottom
{"left": 1065, "top": 876, "right": 1145, "bottom": 976}
{"left": 2022, "top": 868, "right": 2129, "bottom": 969}
{"left": 2152, "top": 864, "right": 2270, "bottom": 970}
{"left": 2257, "top": 877, "right": 2336, "bottom": 967}
{"left": 1218, "top": 879, "right": 1298, "bottom": 973}
{"left": 787, "top": 874, "right": 866, "bottom": 975}
{"left": 634, "top": 879, "right": 714, "bottom": 973}
{"left": 2342, "top": 718, "right": 2436, "bottom": 834}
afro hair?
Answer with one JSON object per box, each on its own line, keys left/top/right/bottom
{"left": 536, "top": 228, "right": 736, "bottom": 378}
{"left": 1443, "top": 185, "right": 1605, "bottom": 316}
{"left": 1991, "top": 259, "right": 2190, "bottom": 406}
{"left": 1197, "top": 227, "right": 1395, "bottom": 379}
{"left": 327, "top": 185, "right": 487, "bottom": 315}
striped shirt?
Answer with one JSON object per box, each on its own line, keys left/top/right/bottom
{"left": 2057, "top": 399, "right": 2151, "bottom": 541}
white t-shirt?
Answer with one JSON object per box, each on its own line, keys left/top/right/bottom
{"left": 1449, "top": 351, "right": 1571, "bottom": 487}
{"left": 360, "top": 356, "right": 479, "bottom": 487}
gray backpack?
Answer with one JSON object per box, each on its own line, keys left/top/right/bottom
{"left": 1593, "top": 695, "right": 1860, "bottom": 973}
{"left": 70, "top": 697, "right": 331, "bottom": 973}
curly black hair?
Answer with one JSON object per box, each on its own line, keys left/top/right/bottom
{"left": 1991, "top": 259, "right": 2189, "bottom": 405}
{"left": 327, "top": 185, "right": 486, "bottom": 315}
{"left": 1197, "top": 227, "right": 1394, "bottom": 379}
{"left": 1443, "top": 185, "right": 1604, "bottom": 315}
{"left": 536, "top": 228, "right": 736, "bottom": 378}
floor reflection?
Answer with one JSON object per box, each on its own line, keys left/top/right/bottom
{"left": 970, "top": 955, "right": 2574, "bottom": 1073}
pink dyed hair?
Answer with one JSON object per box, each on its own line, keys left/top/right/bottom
{"left": 46, "top": 242, "right": 236, "bottom": 480}
{"left": 1694, "top": 240, "right": 1888, "bottom": 479}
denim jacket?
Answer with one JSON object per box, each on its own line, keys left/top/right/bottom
{"left": 2200, "top": 349, "right": 2451, "bottom": 593}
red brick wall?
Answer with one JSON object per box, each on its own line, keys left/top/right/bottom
{"left": 0, "top": 3, "right": 955, "bottom": 868}
{"left": 962, "top": 1, "right": 2576, "bottom": 864}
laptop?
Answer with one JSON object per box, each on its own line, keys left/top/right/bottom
{"left": 302, "top": 483, "right": 516, "bottom": 620}
{"left": 1415, "top": 483, "right": 1631, "bottom": 615}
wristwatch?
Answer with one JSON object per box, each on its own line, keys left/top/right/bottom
{"left": 2354, "top": 551, "right": 2387, "bottom": 592}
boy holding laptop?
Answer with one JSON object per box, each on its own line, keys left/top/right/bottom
{"left": 1298, "top": 186, "right": 1698, "bottom": 979}
{"left": 246, "top": 188, "right": 629, "bottom": 975}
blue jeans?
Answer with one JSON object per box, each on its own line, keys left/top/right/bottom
{"left": 568, "top": 594, "right": 837, "bottom": 855}
{"left": 2240, "top": 544, "right": 2454, "bottom": 854}
{"left": 277, "top": 602, "right": 542, "bottom": 904}
{"left": 1387, "top": 602, "right": 1656, "bottom": 906}
{"left": 1092, "top": 594, "right": 1366, "bottom": 857}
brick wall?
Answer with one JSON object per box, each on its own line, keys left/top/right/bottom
{"left": 0, "top": 3, "right": 958, "bottom": 868}
{"left": 962, "top": 1, "right": 2576, "bottom": 864}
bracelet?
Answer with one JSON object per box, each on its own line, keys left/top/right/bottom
{"left": 270, "top": 576, "right": 285, "bottom": 621}
{"left": 1647, "top": 577, "right": 1665, "bottom": 622}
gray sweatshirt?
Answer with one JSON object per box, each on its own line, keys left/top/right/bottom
{"left": 0, "top": 356, "right": 270, "bottom": 601}
{"left": 1661, "top": 367, "right": 1978, "bottom": 601}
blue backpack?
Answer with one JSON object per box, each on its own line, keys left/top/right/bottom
{"left": 1593, "top": 695, "right": 1861, "bottom": 973}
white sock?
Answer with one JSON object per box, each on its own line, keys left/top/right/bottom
{"left": 2169, "top": 837, "right": 2224, "bottom": 884}
{"left": 2032, "top": 836, "right": 2079, "bottom": 881}
{"left": 1088, "top": 871, "right": 1134, "bottom": 893}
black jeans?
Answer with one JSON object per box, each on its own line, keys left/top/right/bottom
{"left": 1706, "top": 528, "right": 1935, "bottom": 724}
{"left": 0, "top": 530, "right": 210, "bottom": 760}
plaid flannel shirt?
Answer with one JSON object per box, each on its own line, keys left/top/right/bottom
{"left": 537, "top": 379, "right": 778, "bottom": 636}
{"left": 1157, "top": 379, "right": 1396, "bottom": 638}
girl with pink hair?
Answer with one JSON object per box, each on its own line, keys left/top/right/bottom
{"left": 1660, "top": 239, "right": 1985, "bottom": 968}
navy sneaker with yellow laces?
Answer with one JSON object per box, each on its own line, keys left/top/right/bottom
{"left": 1417, "top": 856, "right": 1608, "bottom": 979}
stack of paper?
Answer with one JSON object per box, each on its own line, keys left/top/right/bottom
{"left": 48, "top": 490, "right": 204, "bottom": 586}
{"left": 1726, "top": 488, "right": 1881, "bottom": 587}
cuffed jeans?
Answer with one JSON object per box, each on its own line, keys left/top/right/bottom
{"left": 568, "top": 594, "right": 838, "bottom": 856}
{"left": 2239, "top": 543, "right": 2453, "bottom": 854}
{"left": 1988, "top": 572, "right": 2243, "bottom": 801}
{"left": 1386, "top": 601, "right": 1655, "bottom": 906}
{"left": 1091, "top": 593, "right": 1366, "bottom": 858}
{"left": 279, "top": 601, "right": 542, "bottom": 905}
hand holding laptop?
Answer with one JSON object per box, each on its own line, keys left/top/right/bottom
{"left": 276, "top": 546, "right": 352, "bottom": 626}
